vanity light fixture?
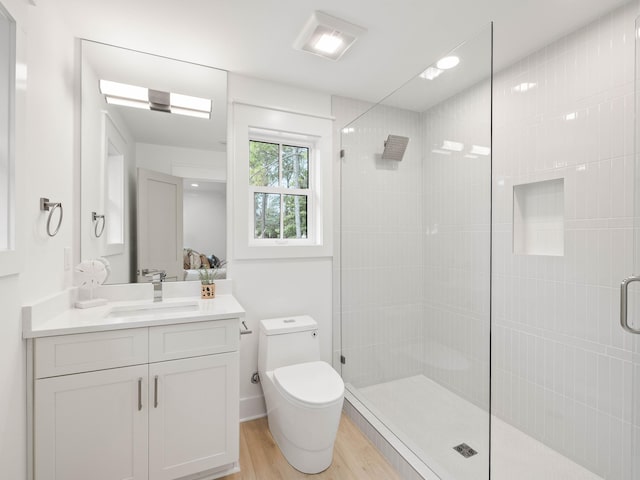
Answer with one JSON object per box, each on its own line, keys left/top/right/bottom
{"left": 99, "top": 80, "right": 212, "bottom": 119}
{"left": 293, "top": 11, "right": 366, "bottom": 61}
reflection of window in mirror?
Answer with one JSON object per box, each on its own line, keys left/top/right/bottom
{"left": 103, "top": 113, "right": 126, "bottom": 255}
{"left": 0, "top": 2, "right": 16, "bottom": 277}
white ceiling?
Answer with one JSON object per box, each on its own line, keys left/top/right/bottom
{"left": 52, "top": 0, "right": 631, "bottom": 106}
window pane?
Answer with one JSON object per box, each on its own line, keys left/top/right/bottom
{"left": 282, "top": 145, "right": 309, "bottom": 189}
{"left": 254, "top": 193, "right": 280, "bottom": 238}
{"left": 283, "top": 195, "right": 307, "bottom": 239}
{"left": 249, "top": 140, "right": 279, "bottom": 187}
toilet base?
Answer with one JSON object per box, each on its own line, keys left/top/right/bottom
{"left": 267, "top": 414, "right": 335, "bottom": 474}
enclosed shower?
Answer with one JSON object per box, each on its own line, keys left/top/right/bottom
{"left": 336, "top": 3, "right": 640, "bottom": 479}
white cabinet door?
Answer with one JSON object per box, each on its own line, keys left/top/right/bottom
{"left": 148, "top": 352, "right": 239, "bottom": 480}
{"left": 34, "top": 365, "right": 149, "bottom": 480}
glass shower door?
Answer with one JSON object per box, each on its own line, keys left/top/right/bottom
{"left": 628, "top": 15, "right": 640, "bottom": 480}
{"left": 339, "top": 24, "right": 492, "bottom": 480}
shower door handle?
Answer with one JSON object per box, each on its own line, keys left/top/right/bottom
{"left": 620, "top": 276, "right": 640, "bottom": 334}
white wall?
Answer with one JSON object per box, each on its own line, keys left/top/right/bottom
{"left": 136, "top": 142, "right": 226, "bottom": 181}
{"left": 183, "top": 185, "right": 226, "bottom": 259}
{"left": 227, "top": 74, "right": 333, "bottom": 420}
{"left": 0, "top": 1, "right": 75, "bottom": 479}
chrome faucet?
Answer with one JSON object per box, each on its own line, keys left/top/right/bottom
{"left": 142, "top": 269, "right": 167, "bottom": 302}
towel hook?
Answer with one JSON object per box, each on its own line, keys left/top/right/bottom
{"left": 92, "top": 212, "right": 105, "bottom": 238}
{"left": 40, "top": 197, "right": 63, "bottom": 237}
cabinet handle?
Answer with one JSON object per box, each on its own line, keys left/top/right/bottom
{"left": 154, "top": 375, "right": 159, "bottom": 408}
{"left": 137, "top": 377, "right": 142, "bottom": 411}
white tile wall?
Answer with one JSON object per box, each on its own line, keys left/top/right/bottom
{"left": 492, "top": 3, "right": 639, "bottom": 479}
{"left": 421, "top": 77, "right": 492, "bottom": 409}
{"left": 336, "top": 98, "right": 425, "bottom": 388}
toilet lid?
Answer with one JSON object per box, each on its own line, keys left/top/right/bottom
{"left": 273, "top": 361, "right": 344, "bottom": 406}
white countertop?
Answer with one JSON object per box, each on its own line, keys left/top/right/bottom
{"left": 23, "top": 294, "right": 246, "bottom": 339}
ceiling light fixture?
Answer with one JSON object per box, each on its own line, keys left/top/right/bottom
{"left": 436, "top": 56, "right": 460, "bottom": 70}
{"left": 99, "top": 80, "right": 212, "bottom": 119}
{"left": 419, "top": 66, "right": 443, "bottom": 81}
{"left": 294, "top": 11, "right": 366, "bottom": 61}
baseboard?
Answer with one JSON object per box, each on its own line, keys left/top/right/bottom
{"left": 240, "top": 394, "right": 266, "bottom": 422}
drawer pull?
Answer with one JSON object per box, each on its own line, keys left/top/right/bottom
{"left": 137, "top": 377, "right": 142, "bottom": 411}
{"left": 154, "top": 375, "right": 159, "bottom": 408}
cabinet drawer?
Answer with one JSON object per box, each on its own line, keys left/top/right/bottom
{"left": 35, "top": 328, "right": 149, "bottom": 379}
{"left": 149, "top": 319, "right": 238, "bottom": 362}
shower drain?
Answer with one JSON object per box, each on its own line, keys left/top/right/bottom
{"left": 453, "top": 443, "right": 478, "bottom": 458}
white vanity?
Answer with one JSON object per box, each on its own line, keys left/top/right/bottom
{"left": 23, "top": 282, "right": 245, "bottom": 480}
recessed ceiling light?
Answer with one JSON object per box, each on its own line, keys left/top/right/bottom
{"left": 293, "top": 11, "right": 366, "bottom": 61}
{"left": 436, "top": 56, "right": 460, "bottom": 70}
{"left": 419, "top": 66, "right": 443, "bottom": 80}
{"left": 191, "top": 183, "right": 199, "bottom": 188}
{"left": 315, "top": 34, "right": 343, "bottom": 54}
{"left": 99, "top": 80, "right": 212, "bottom": 119}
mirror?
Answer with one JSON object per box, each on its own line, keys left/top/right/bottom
{"left": 80, "top": 40, "right": 228, "bottom": 284}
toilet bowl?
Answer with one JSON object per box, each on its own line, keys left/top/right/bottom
{"left": 258, "top": 316, "right": 344, "bottom": 474}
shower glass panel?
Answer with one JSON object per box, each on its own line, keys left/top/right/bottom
{"left": 631, "top": 14, "right": 640, "bottom": 480}
{"left": 339, "top": 25, "right": 492, "bottom": 480}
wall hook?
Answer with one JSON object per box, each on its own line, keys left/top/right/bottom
{"left": 40, "top": 197, "right": 63, "bottom": 237}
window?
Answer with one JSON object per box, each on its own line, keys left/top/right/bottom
{"left": 102, "top": 113, "right": 127, "bottom": 256}
{"left": 105, "top": 142, "right": 124, "bottom": 246}
{"left": 231, "top": 102, "right": 332, "bottom": 259}
{"left": 249, "top": 140, "right": 310, "bottom": 240}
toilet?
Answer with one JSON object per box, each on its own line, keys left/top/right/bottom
{"left": 258, "top": 315, "right": 344, "bottom": 474}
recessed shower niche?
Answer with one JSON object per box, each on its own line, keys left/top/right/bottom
{"left": 513, "top": 178, "right": 564, "bottom": 256}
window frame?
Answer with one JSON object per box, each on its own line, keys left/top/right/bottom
{"left": 102, "top": 112, "right": 127, "bottom": 256}
{"left": 0, "top": 2, "right": 20, "bottom": 278}
{"left": 248, "top": 135, "right": 314, "bottom": 245}
{"left": 231, "top": 102, "right": 333, "bottom": 260}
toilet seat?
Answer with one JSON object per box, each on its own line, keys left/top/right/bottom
{"left": 273, "top": 361, "right": 344, "bottom": 407}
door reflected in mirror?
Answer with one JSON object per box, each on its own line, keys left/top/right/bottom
{"left": 80, "top": 41, "right": 228, "bottom": 284}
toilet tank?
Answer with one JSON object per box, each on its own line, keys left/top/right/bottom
{"left": 258, "top": 315, "right": 320, "bottom": 372}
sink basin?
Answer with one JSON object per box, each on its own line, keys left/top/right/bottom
{"left": 107, "top": 301, "right": 200, "bottom": 320}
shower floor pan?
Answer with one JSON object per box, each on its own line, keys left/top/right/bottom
{"left": 354, "top": 375, "right": 602, "bottom": 480}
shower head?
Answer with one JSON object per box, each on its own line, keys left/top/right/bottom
{"left": 382, "top": 135, "right": 409, "bottom": 161}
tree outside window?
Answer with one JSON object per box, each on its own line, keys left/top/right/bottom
{"left": 249, "top": 140, "right": 309, "bottom": 240}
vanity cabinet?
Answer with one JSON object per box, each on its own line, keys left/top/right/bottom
{"left": 31, "top": 319, "right": 239, "bottom": 480}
